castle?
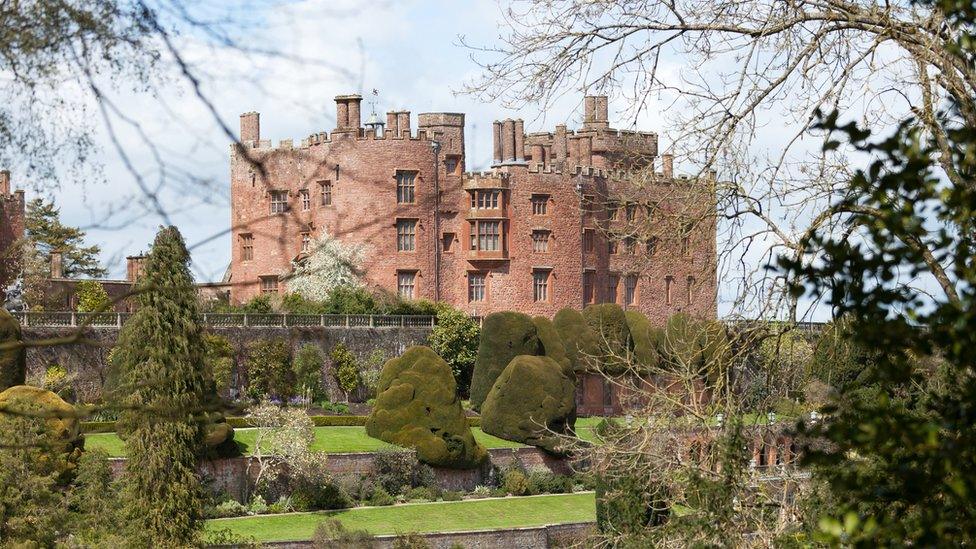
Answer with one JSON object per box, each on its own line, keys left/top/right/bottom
{"left": 229, "top": 94, "right": 716, "bottom": 322}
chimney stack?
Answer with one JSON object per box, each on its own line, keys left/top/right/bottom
{"left": 126, "top": 255, "right": 146, "bottom": 282}
{"left": 492, "top": 121, "right": 503, "bottom": 165}
{"left": 396, "top": 111, "right": 411, "bottom": 137}
{"left": 0, "top": 170, "right": 9, "bottom": 195}
{"left": 50, "top": 250, "right": 64, "bottom": 279}
{"left": 334, "top": 95, "right": 363, "bottom": 132}
{"left": 514, "top": 119, "right": 525, "bottom": 162}
{"left": 240, "top": 112, "right": 260, "bottom": 144}
{"left": 582, "top": 95, "right": 610, "bottom": 130}
{"left": 662, "top": 154, "right": 674, "bottom": 179}
{"left": 387, "top": 112, "right": 399, "bottom": 137}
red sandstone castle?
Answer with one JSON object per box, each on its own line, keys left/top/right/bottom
{"left": 229, "top": 94, "right": 716, "bottom": 322}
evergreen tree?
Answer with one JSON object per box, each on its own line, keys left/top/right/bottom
{"left": 25, "top": 198, "right": 106, "bottom": 278}
{"left": 111, "top": 226, "right": 215, "bottom": 546}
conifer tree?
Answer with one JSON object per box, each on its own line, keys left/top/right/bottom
{"left": 25, "top": 198, "right": 106, "bottom": 278}
{"left": 111, "top": 226, "right": 215, "bottom": 546}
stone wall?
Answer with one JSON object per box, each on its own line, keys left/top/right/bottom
{"left": 243, "top": 521, "right": 596, "bottom": 549}
{"left": 106, "top": 447, "right": 578, "bottom": 502}
{"left": 23, "top": 325, "right": 432, "bottom": 402}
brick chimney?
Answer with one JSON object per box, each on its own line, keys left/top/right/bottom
{"left": 0, "top": 170, "right": 10, "bottom": 195}
{"left": 662, "top": 154, "right": 674, "bottom": 179}
{"left": 50, "top": 250, "right": 64, "bottom": 279}
{"left": 126, "top": 255, "right": 146, "bottom": 282}
{"left": 334, "top": 95, "right": 363, "bottom": 132}
{"left": 583, "top": 95, "right": 610, "bottom": 130}
{"left": 240, "top": 112, "right": 260, "bottom": 144}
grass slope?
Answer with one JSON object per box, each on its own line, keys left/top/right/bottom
{"left": 206, "top": 492, "right": 596, "bottom": 542}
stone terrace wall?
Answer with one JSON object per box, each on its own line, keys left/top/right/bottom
{"left": 107, "top": 447, "right": 577, "bottom": 502}
{"left": 244, "top": 521, "right": 596, "bottom": 549}
{"left": 23, "top": 325, "right": 432, "bottom": 402}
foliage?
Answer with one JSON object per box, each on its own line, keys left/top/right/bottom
{"left": 625, "top": 310, "right": 660, "bottom": 370}
{"left": 321, "top": 285, "right": 377, "bottom": 314}
{"left": 656, "top": 313, "right": 731, "bottom": 382}
{"left": 366, "top": 347, "right": 487, "bottom": 468}
{"left": 312, "top": 517, "right": 375, "bottom": 548}
{"left": 469, "top": 311, "right": 541, "bottom": 410}
{"left": 241, "top": 294, "right": 274, "bottom": 313}
{"left": 532, "top": 315, "right": 571, "bottom": 371}
{"left": 359, "top": 348, "right": 388, "bottom": 399}
{"left": 109, "top": 226, "right": 217, "bottom": 546}
{"left": 368, "top": 486, "right": 395, "bottom": 506}
{"left": 371, "top": 450, "right": 437, "bottom": 496}
{"left": 427, "top": 305, "right": 480, "bottom": 397}
{"left": 0, "top": 308, "right": 25, "bottom": 391}
{"left": 43, "top": 363, "right": 75, "bottom": 400}
{"left": 25, "top": 198, "right": 106, "bottom": 278}
{"left": 204, "top": 333, "right": 235, "bottom": 396}
{"left": 293, "top": 343, "right": 325, "bottom": 399}
{"left": 503, "top": 468, "right": 529, "bottom": 496}
{"left": 776, "top": 10, "right": 976, "bottom": 539}
{"left": 75, "top": 279, "right": 111, "bottom": 312}
{"left": 330, "top": 342, "right": 360, "bottom": 402}
{"left": 244, "top": 402, "right": 315, "bottom": 502}
{"left": 245, "top": 338, "right": 294, "bottom": 401}
{"left": 582, "top": 304, "right": 632, "bottom": 370}
{"left": 288, "top": 453, "right": 352, "bottom": 511}
{"left": 391, "top": 532, "right": 431, "bottom": 548}
{"left": 286, "top": 231, "right": 365, "bottom": 301}
{"left": 480, "top": 354, "right": 576, "bottom": 454}
{"left": 553, "top": 307, "right": 600, "bottom": 372}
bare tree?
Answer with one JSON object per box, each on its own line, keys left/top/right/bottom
{"left": 463, "top": 0, "right": 973, "bottom": 319}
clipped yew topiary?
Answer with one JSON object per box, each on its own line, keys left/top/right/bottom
{"left": 0, "top": 308, "right": 26, "bottom": 391}
{"left": 366, "top": 346, "right": 487, "bottom": 469}
{"left": 532, "top": 316, "right": 571, "bottom": 373}
{"left": 469, "top": 311, "right": 541, "bottom": 410}
{"left": 553, "top": 308, "right": 600, "bottom": 372}
{"left": 583, "top": 303, "right": 633, "bottom": 372}
{"left": 625, "top": 310, "right": 660, "bottom": 370}
{"left": 0, "top": 385, "right": 83, "bottom": 462}
{"left": 657, "top": 313, "right": 731, "bottom": 381}
{"left": 480, "top": 355, "right": 576, "bottom": 454}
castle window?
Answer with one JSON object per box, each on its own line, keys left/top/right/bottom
{"left": 583, "top": 271, "right": 595, "bottom": 304}
{"left": 300, "top": 189, "right": 310, "bottom": 211}
{"left": 445, "top": 156, "right": 460, "bottom": 175}
{"left": 468, "top": 272, "right": 486, "bottom": 302}
{"left": 442, "top": 232, "right": 455, "bottom": 253}
{"left": 531, "top": 230, "right": 550, "bottom": 253}
{"left": 320, "top": 181, "right": 332, "bottom": 206}
{"left": 607, "top": 274, "right": 619, "bottom": 304}
{"left": 583, "top": 229, "right": 595, "bottom": 253}
{"left": 681, "top": 222, "right": 693, "bottom": 256}
{"left": 472, "top": 190, "right": 500, "bottom": 209}
{"left": 607, "top": 200, "right": 619, "bottom": 221}
{"left": 260, "top": 276, "right": 279, "bottom": 294}
{"left": 270, "top": 190, "right": 288, "bottom": 214}
{"left": 646, "top": 237, "right": 658, "bottom": 255}
{"left": 475, "top": 220, "right": 500, "bottom": 251}
{"left": 687, "top": 276, "right": 696, "bottom": 305}
{"left": 240, "top": 234, "right": 253, "bottom": 261}
{"left": 624, "top": 274, "right": 638, "bottom": 305}
{"left": 608, "top": 237, "right": 618, "bottom": 255}
{"left": 532, "top": 269, "right": 551, "bottom": 302}
{"left": 396, "top": 171, "right": 416, "bottom": 204}
{"left": 583, "top": 195, "right": 596, "bottom": 213}
{"left": 396, "top": 219, "right": 417, "bottom": 252}
{"left": 625, "top": 203, "right": 637, "bottom": 222}
{"left": 624, "top": 236, "right": 636, "bottom": 255}
{"left": 666, "top": 275, "right": 674, "bottom": 305}
{"left": 531, "top": 194, "right": 549, "bottom": 215}
{"left": 301, "top": 232, "right": 311, "bottom": 253}
{"left": 397, "top": 271, "right": 416, "bottom": 299}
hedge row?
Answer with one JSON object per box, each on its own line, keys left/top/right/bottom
{"left": 81, "top": 415, "right": 482, "bottom": 433}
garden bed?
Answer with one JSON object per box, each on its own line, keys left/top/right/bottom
{"left": 205, "top": 492, "right": 596, "bottom": 543}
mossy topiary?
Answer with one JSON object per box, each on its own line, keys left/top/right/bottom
{"left": 583, "top": 304, "right": 633, "bottom": 372}
{"left": 480, "top": 355, "right": 576, "bottom": 455}
{"left": 0, "top": 309, "right": 26, "bottom": 391}
{"left": 553, "top": 308, "right": 601, "bottom": 372}
{"left": 0, "top": 385, "right": 83, "bottom": 469}
{"left": 625, "top": 310, "right": 660, "bottom": 370}
{"left": 532, "top": 316, "right": 571, "bottom": 373}
{"left": 469, "top": 312, "right": 541, "bottom": 410}
{"left": 366, "top": 346, "right": 487, "bottom": 469}
{"left": 203, "top": 420, "right": 239, "bottom": 458}
{"left": 656, "top": 313, "right": 731, "bottom": 381}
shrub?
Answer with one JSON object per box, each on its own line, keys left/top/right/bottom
{"left": 294, "top": 344, "right": 325, "bottom": 399}
{"left": 245, "top": 338, "right": 294, "bottom": 401}
{"left": 480, "top": 355, "right": 577, "bottom": 454}
{"left": 313, "top": 518, "right": 374, "bottom": 548}
{"left": 553, "top": 308, "right": 600, "bottom": 373}
{"left": 0, "top": 308, "right": 26, "bottom": 391}
{"left": 595, "top": 472, "right": 669, "bottom": 536}
{"left": 656, "top": 313, "right": 731, "bottom": 382}
{"left": 366, "top": 347, "right": 488, "bottom": 469}
{"left": 75, "top": 280, "right": 111, "bottom": 312}
{"left": 330, "top": 342, "right": 360, "bottom": 402}
{"left": 532, "top": 316, "right": 571, "bottom": 371}
{"left": 442, "top": 490, "right": 462, "bottom": 501}
{"left": 0, "top": 385, "right": 82, "bottom": 456}
{"left": 369, "top": 486, "right": 395, "bottom": 506}
{"left": 280, "top": 292, "right": 326, "bottom": 315}
{"left": 360, "top": 349, "right": 388, "bottom": 399}
{"left": 209, "top": 499, "right": 247, "bottom": 518}
{"left": 625, "top": 310, "right": 660, "bottom": 370}
{"left": 241, "top": 294, "right": 274, "bottom": 313}
{"left": 371, "top": 450, "right": 437, "bottom": 496}
{"left": 471, "top": 485, "right": 492, "bottom": 498}
{"left": 469, "top": 311, "right": 541, "bottom": 410}
{"left": 268, "top": 495, "right": 294, "bottom": 514}
{"left": 42, "top": 364, "right": 74, "bottom": 400}
{"left": 405, "top": 486, "right": 437, "bottom": 502}
{"left": 204, "top": 333, "right": 235, "bottom": 396}
{"left": 526, "top": 469, "right": 573, "bottom": 495}
{"left": 391, "top": 533, "right": 431, "bottom": 549}
{"left": 503, "top": 468, "right": 529, "bottom": 496}
{"left": 322, "top": 285, "right": 377, "bottom": 314}
{"left": 583, "top": 303, "right": 632, "bottom": 372}
{"left": 248, "top": 495, "right": 269, "bottom": 515}
{"left": 428, "top": 306, "right": 480, "bottom": 398}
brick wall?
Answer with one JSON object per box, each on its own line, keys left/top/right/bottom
{"left": 0, "top": 171, "right": 25, "bottom": 294}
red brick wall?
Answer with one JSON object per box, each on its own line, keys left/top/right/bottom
{"left": 0, "top": 186, "right": 25, "bottom": 293}
{"left": 229, "top": 95, "right": 716, "bottom": 325}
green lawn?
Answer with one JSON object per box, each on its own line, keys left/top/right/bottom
{"left": 206, "top": 492, "right": 596, "bottom": 542}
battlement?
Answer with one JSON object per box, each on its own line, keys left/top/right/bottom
{"left": 462, "top": 171, "right": 509, "bottom": 190}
